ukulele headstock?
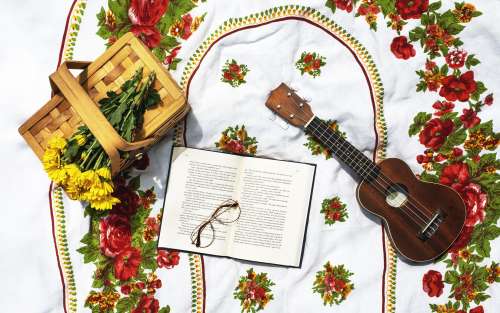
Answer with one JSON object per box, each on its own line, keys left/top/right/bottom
{"left": 265, "top": 83, "right": 314, "bottom": 128}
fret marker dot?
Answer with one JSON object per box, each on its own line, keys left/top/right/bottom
{"left": 277, "top": 105, "right": 281, "bottom": 109}
{"left": 299, "top": 103, "right": 304, "bottom": 107}
{"left": 287, "top": 92, "right": 291, "bottom": 97}
{"left": 290, "top": 114, "right": 294, "bottom": 118}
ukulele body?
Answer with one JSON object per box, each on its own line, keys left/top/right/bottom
{"left": 356, "top": 158, "right": 466, "bottom": 263}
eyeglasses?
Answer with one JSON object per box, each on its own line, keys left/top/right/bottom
{"left": 190, "top": 199, "right": 241, "bottom": 248}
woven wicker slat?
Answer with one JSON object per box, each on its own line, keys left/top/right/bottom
{"left": 19, "top": 32, "right": 189, "bottom": 175}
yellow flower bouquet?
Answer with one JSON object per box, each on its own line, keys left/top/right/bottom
{"left": 43, "top": 68, "right": 160, "bottom": 210}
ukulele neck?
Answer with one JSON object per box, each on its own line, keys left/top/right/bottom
{"left": 305, "top": 116, "right": 379, "bottom": 180}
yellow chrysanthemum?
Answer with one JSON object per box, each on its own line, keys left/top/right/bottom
{"left": 96, "top": 167, "right": 112, "bottom": 180}
{"left": 90, "top": 195, "right": 120, "bottom": 210}
{"left": 74, "top": 134, "right": 87, "bottom": 146}
{"left": 42, "top": 148, "right": 60, "bottom": 170}
{"left": 47, "top": 136, "right": 67, "bottom": 151}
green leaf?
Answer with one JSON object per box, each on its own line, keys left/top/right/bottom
{"left": 429, "top": 1, "right": 442, "bottom": 11}
{"left": 377, "top": 0, "right": 396, "bottom": 16}
{"left": 475, "top": 172, "right": 500, "bottom": 191}
{"left": 159, "top": 36, "right": 180, "bottom": 49}
{"left": 159, "top": 306, "right": 171, "bottom": 313}
{"left": 97, "top": 7, "right": 106, "bottom": 26}
{"left": 465, "top": 54, "right": 480, "bottom": 69}
{"left": 438, "top": 10, "right": 457, "bottom": 29}
{"left": 128, "top": 175, "right": 141, "bottom": 191}
{"left": 77, "top": 245, "right": 100, "bottom": 263}
{"left": 325, "top": 0, "right": 336, "bottom": 14}
{"left": 440, "top": 127, "right": 466, "bottom": 152}
{"left": 108, "top": 0, "right": 129, "bottom": 24}
{"left": 116, "top": 297, "right": 134, "bottom": 313}
{"left": 96, "top": 26, "right": 112, "bottom": 39}
{"left": 479, "top": 153, "right": 497, "bottom": 169}
{"left": 444, "top": 270, "right": 459, "bottom": 284}
{"left": 408, "top": 112, "right": 431, "bottom": 136}
{"left": 440, "top": 64, "right": 449, "bottom": 75}
{"left": 420, "top": 171, "right": 439, "bottom": 183}
{"left": 447, "top": 23, "right": 465, "bottom": 35}
{"left": 469, "top": 120, "right": 493, "bottom": 138}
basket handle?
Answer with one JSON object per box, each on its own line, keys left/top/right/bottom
{"left": 49, "top": 61, "right": 155, "bottom": 175}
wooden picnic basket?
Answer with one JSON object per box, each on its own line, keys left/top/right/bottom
{"left": 18, "top": 32, "right": 189, "bottom": 176}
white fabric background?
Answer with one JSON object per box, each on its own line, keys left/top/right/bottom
{"left": 1, "top": 0, "right": 499, "bottom": 312}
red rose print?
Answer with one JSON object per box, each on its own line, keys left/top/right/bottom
{"left": 390, "top": 36, "right": 416, "bottom": 60}
{"left": 434, "top": 153, "right": 447, "bottom": 162}
{"left": 136, "top": 281, "right": 146, "bottom": 289}
{"left": 418, "top": 118, "right": 454, "bottom": 150}
{"left": 484, "top": 93, "right": 493, "bottom": 105}
{"left": 132, "top": 152, "right": 150, "bottom": 170}
{"left": 99, "top": 214, "right": 132, "bottom": 258}
{"left": 449, "top": 226, "right": 473, "bottom": 253}
{"left": 460, "top": 108, "right": 481, "bottom": 128}
{"left": 121, "top": 284, "right": 131, "bottom": 295}
{"left": 164, "top": 46, "right": 181, "bottom": 65}
{"left": 470, "top": 306, "right": 484, "bottom": 313}
{"left": 425, "top": 60, "right": 437, "bottom": 70}
{"left": 357, "top": 4, "right": 380, "bottom": 15}
{"left": 114, "top": 247, "right": 142, "bottom": 281}
{"left": 146, "top": 217, "right": 160, "bottom": 234}
{"left": 149, "top": 279, "right": 162, "bottom": 289}
{"left": 445, "top": 49, "right": 467, "bottom": 69}
{"left": 130, "top": 25, "right": 162, "bottom": 48}
{"left": 111, "top": 185, "right": 141, "bottom": 216}
{"left": 427, "top": 24, "right": 444, "bottom": 37}
{"left": 461, "top": 182, "right": 487, "bottom": 227}
{"left": 335, "top": 0, "right": 353, "bottom": 13}
{"left": 439, "top": 162, "right": 470, "bottom": 191}
{"left": 157, "top": 249, "right": 180, "bottom": 268}
{"left": 439, "top": 71, "right": 477, "bottom": 102}
{"left": 229, "top": 63, "right": 241, "bottom": 73}
{"left": 128, "top": 0, "right": 169, "bottom": 48}
{"left": 253, "top": 286, "right": 266, "bottom": 300}
{"left": 180, "top": 14, "right": 193, "bottom": 40}
{"left": 128, "top": 0, "right": 169, "bottom": 26}
{"left": 422, "top": 270, "right": 444, "bottom": 297}
{"left": 225, "top": 139, "right": 245, "bottom": 154}
{"left": 303, "top": 53, "right": 313, "bottom": 64}
{"left": 416, "top": 154, "right": 431, "bottom": 164}
{"left": 432, "top": 101, "right": 455, "bottom": 116}
{"left": 452, "top": 147, "right": 463, "bottom": 157}
{"left": 132, "top": 294, "right": 160, "bottom": 313}
{"left": 312, "top": 59, "right": 322, "bottom": 69}
{"left": 396, "top": 0, "right": 429, "bottom": 19}
{"left": 223, "top": 71, "right": 233, "bottom": 81}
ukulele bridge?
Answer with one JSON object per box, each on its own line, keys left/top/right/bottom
{"left": 418, "top": 210, "right": 444, "bottom": 241}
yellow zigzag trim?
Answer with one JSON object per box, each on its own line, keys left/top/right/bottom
{"left": 53, "top": 186, "right": 78, "bottom": 313}
{"left": 188, "top": 254, "right": 205, "bottom": 313}
{"left": 176, "top": 6, "right": 393, "bottom": 312}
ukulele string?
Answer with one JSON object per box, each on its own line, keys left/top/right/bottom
{"left": 307, "top": 117, "right": 439, "bottom": 231}
{"left": 287, "top": 96, "right": 437, "bottom": 231}
{"left": 306, "top": 119, "right": 429, "bottom": 228}
{"left": 283, "top": 107, "right": 428, "bottom": 228}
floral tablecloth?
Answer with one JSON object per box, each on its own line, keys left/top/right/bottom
{"left": 3, "top": 0, "right": 499, "bottom": 312}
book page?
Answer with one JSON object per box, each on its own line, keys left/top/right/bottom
{"left": 228, "top": 157, "right": 315, "bottom": 267}
{"left": 158, "top": 147, "right": 243, "bottom": 256}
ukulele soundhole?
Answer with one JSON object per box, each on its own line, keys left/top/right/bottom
{"left": 385, "top": 183, "right": 408, "bottom": 208}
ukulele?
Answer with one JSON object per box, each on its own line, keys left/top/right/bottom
{"left": 265, "top": 83, "right": 466, "bottom": 263}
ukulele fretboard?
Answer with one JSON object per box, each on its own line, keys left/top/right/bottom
{"left": 305, "top": 116, "right": 379, "bottom": 180}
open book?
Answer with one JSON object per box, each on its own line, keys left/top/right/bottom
{"left": 158, "top": 147, "right": 316, "bottom": 267}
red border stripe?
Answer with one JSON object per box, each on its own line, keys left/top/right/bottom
{"left": 51, "top": 1, "right": 78, "bottom": 311}
{"left": 49, "top": 182, "right": 68, "bottom": 313}
{"left": 183, "top": 16, "right": 386, "bottom": 313}
{"left": 57, "top": 0, "right": 78, "bottom": 68}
